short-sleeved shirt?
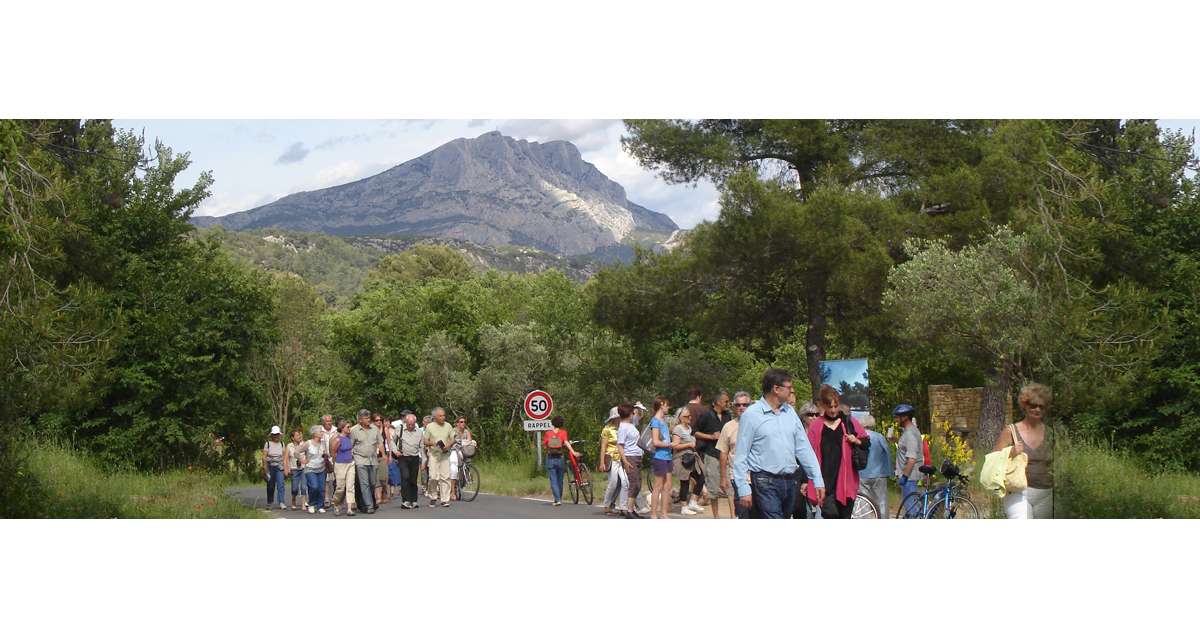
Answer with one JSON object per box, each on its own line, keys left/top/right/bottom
{"left": 651, "top": 417, "right": 672, "bottom": 462}
{"left": 715, "top": 419, "right": 739, "bottom": 460}
{"left": 304, "top": 440, "right": 327, "bottom": 473}
{"left": 543, "top": 429, "right": 569, "bottom": 456}
{"left": 398, "top": 427, "right": 423, "bottom": 457}
{"left": 897, "top": 423, "right": 923, "bottom": 481}
{"left": 616, "top": 421, "right": 642, "bottom": 458}
{"left": 691, "top": 405, "right": 724, "bottom": 455}
{"left": 424, "top": 421, "right": 454, "bottom": 460}
{"left": 263, "top": 440, "right": 284, "bottom": 466}
{"left": 349, "top": 424, "right": 382, "bottom": 466}
{"left": 285, "top": 441, "right": 305, "bottom": 469}
{"left": 600, "top": 424, "right": 619, "bottom": 460}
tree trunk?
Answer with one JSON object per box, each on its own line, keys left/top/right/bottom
{"left": 977, "top": 364, "right": 1012, "bottom": 454}
{"left": 804, "top": 293, "right": 828, "bottom": 401}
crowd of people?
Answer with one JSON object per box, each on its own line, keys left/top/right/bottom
{"left": 261, "top": 406, "right": 475, "bottom": 515}
{"left": 261, "top": 368, "right": 1054, "bottom": 520}
{"left": 562, "top": 367, "right": 1054, "bottom": 519}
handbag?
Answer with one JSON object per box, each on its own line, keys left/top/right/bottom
{"left": 845, "top": 419, "right": 869, "bottom": 472}
{"left": 1004, "top": 423, "right": 1029, "bottom": 492}
{"left": 979, "top": 423, "right": 1028, "bottom": 497}
{"left": 637, "top": 421, "right": 656, "bottom": 455}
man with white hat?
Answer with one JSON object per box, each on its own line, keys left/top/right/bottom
{"left": 599, "top": 406, "right": 628, "bottom": 515}
{"left": 262, "top": 426, "right": 287, "bottom": 510}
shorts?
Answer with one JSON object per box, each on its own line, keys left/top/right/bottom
{"left": 651, "top": 458, "right": 672, "bottom": 476}
{"left": 703, "top": 454, "right": 726, "bottom": 497}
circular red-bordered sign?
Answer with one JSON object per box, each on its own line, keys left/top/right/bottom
{"left": 523, "top": 390, "right": 554, "bottom": 420}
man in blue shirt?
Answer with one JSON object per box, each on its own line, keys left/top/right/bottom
{"left": 732, "top": 368, "right": 825, "bottom": 518}
{"left": 856, "top": 414, "right": 894, "bottom": 518}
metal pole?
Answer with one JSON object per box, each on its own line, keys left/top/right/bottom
{"left": 535, "top": 432, "right": 542, "bottom": 470}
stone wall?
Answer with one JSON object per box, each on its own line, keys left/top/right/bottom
{"left": 927, "top": 384, "right": 1013, "bottom": 436}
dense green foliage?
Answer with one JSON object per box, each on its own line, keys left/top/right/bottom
{"left": 5, "top": 118, "right": 1200, "bottom": 517}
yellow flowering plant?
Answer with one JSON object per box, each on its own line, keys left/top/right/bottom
{"left": 928, "top": 417, "right": 975, "bottom": 473}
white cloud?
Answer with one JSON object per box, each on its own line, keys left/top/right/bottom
{"left": 195, "top": 191, "right": 275, "bottom": 218}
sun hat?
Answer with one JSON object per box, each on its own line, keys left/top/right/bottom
{"left": 605, "top": 406, "right": 620, "bottom": 423}
{"left": 269, "top": 425, "right": 282, "bottom": 435}
{"left": 633, "top": 401, "right": 647, "bottom": 411}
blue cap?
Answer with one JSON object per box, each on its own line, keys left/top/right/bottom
{"left": 893, "top": 404, "right": 916, "bottom": 417}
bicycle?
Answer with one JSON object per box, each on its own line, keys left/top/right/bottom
{"left": 452, "top": 441, "right": 480, "bottom": 502}
{"left": 565, "top": 440, "right": 593, "bottom": 505}
{"left": 896, "top": 460, "right": 980, "bottom": 519}
{"left": 851, "top": 493, "right": 880, "bottom": 519}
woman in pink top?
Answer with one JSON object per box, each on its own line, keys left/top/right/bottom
{"left": 803, "top": 385, "right": 867, "bottom": 518}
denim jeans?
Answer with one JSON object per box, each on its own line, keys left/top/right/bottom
{"left": 355, "top": 464, "right": 377, "bottom": 511}
{"left": 290, "top": 469, "right": 307, "bottom": 499}
{"left": 266, "top": 465, "right": 285, "bottom": 505}
{"left": 546, "top": 455, "right": 565, "bottom": 503}
{"left": 305, "top": 470, "right": 326, "bottom": 506}
{"left": 749, "top": 472, "right": 796, "bottom": 519}
{"left": 899, "top": 475, "right": 920, "bottom": 517}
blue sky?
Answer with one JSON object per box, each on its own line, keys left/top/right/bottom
{"left": 113, "top": 119, "right": 1200, "bottom": 230}
{"left": 111, "top": 119, "right": 722, "bottom": 228}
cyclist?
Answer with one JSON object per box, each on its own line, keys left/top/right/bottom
{"left": 449, "top": 416, "right": 473, "bottom": 501}
{"left": 543, "top": 416, "right": 580, "bottom": 506}
{"left": 894, "top": 403, "right": 923, "bottom": 516}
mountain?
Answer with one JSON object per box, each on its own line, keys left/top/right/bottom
{"left": 191, "top": 131, "right": 679, "bottom": 257}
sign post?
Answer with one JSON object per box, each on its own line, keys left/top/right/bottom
{"left": 523, "top": 390, "right": 554, "bottom": 469}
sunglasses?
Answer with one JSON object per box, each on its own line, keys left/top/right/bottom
{"left": 1027, "top": 403, "right": 1045, "bottom": 410}
{"left": 804, "top": 412, "right": 819, "bottom": 418}
{"left": 734, "top": 402, "right": 751, "bottom": 408}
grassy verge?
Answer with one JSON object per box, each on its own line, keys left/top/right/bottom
{"left": 18, "top": 442, "right": 265, "bottom": 518}
{"left": 473, "top": 458, "right": 611, "bottom": 498}
{"left": 1058, "top": 440, "right": 1200, "bottom": 518}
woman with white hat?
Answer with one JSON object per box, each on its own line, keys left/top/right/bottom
{"left": 599, "top": 406, "right": 628, "bottom": 515}
{"left": 262, "top": 426, "right": 287, "bottom": 510}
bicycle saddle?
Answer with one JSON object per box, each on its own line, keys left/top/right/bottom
{"left": 919, "top": 465, "right": 937, "bottom": 475}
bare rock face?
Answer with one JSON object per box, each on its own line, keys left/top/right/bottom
{"left": 192, "top": 131, "right": 678, "bottom": 256}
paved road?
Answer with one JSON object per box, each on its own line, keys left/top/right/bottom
{"left": 228, "top": 486, "right": 693, "bottom": 519}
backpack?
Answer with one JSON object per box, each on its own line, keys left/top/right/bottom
{"left": 546, "top": 431, "right": 564, "bottom": 452}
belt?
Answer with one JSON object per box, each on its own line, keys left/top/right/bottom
{"left": 751, "top": 470, "right": 797, "bottom": 480}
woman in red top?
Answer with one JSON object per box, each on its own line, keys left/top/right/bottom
{"left": 543, "top": 416, "right": 580, "bottom": 506}
{"left": 803, "top": 385, "right": 868, "bottom": 519}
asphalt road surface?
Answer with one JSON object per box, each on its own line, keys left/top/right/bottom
{"left": 229, "top": 486, "right": 701, "bottom": 519}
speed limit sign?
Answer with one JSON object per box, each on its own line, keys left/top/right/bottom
{"left": 523, "top": 390, "right": 554, "bottom": 420}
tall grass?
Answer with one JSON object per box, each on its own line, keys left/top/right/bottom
{"left": 1058, "top": 440, "right": 1200, "bottom": 518}
{"left": 473, "top": 457, "right": 611, "bottom": 498}
{"left": 13, "top": 442, "right": 265, "bottom": 518}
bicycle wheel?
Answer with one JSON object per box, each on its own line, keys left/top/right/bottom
{"left": 568, "top": 466, "right": 579, "bottom": 504}
{"left": 896, "top": 492, "right": 925, "bottom": 519}
{"left": 460, "top": 464, "right": 480, "bottom": 502}
{"left": 578, "top": 463, "right": 593, "bottom": 505}
{"left": 851, "top": 496, "right": 879, "bottom": 519}
{"left": 928, "top": 495, "right": 980, "bottom": 519}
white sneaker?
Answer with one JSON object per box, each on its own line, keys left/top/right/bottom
{"left": 279, "top": 503, "right": 287, "bottom": 510}
{"left": 681, "top": 506, "right": 698, "bottom": 515}
{"left": 688, "top": 500, "right": 705, "bottom": 511}
{"left": 307, "top": 506, "right": 315, "bottom": 514}
{"left": 317, "top": 508, "right": 326, "bottom": 514}
{"left": 637, "top": 506, "right": 652, "bottom": 515}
